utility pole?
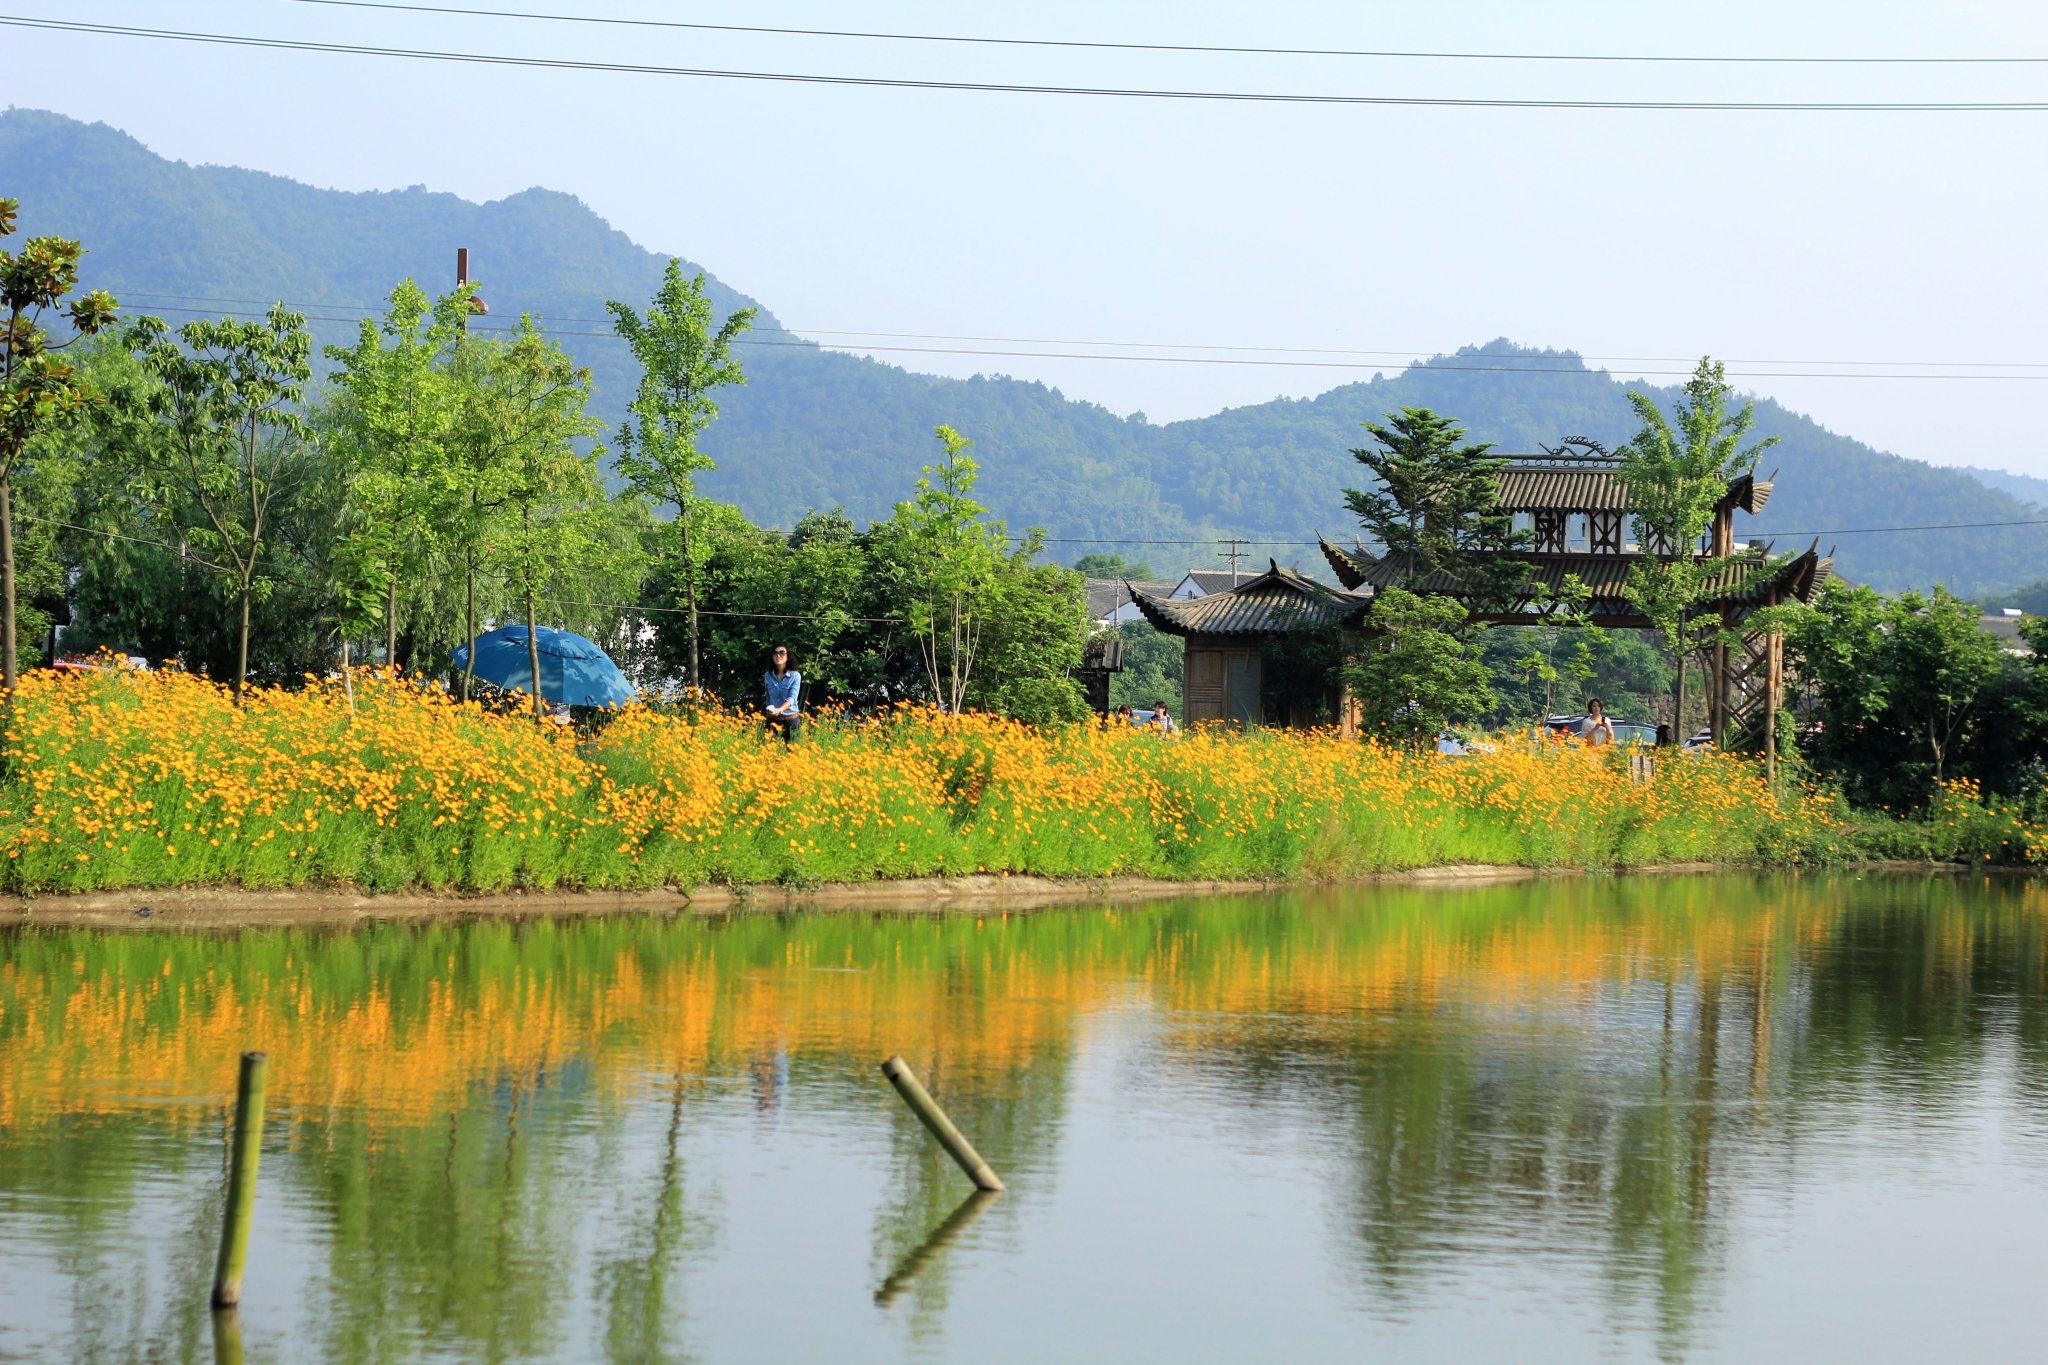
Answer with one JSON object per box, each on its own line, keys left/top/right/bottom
{"left": 1219, "top": 538, "right": 1251, "bottom": 587}
{"left": 456, "top": 248, "right": 469, "bottom": 333}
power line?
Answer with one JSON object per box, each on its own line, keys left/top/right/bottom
{"left": 98, "top": 304, "right": 2048, "bottom": 382}
{"left": 283, "top": 0, "right": 2048, "bottom": 67}
{"left": 11, "top": 16, "right": 2048, "bottom": 111}
{"left": 104, "top": 296, "right": 2048, "bottom": 377}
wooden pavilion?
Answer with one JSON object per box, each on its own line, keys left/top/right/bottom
{"left": 1129, "top": 449, "right": 1834, "bottom": 752}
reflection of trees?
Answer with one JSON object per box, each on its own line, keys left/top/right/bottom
{"left": 5, "top": 875, "right": 2048, "bottom": 1360}
{"left": 1141, "top": 876, "right": 2048, "bottom": 1357}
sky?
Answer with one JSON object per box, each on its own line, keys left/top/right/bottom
{"left": 9, "top": 0, "right": 2048, "bottom": 474}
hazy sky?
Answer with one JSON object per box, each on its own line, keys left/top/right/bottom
{"left": 10, "top": 1, "right": 2048, "bottom": 473}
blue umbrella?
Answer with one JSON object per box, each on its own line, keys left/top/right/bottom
{"left": 452, "top": 625, "right": 634, "bottom": 707}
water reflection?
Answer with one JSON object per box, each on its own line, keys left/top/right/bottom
{"left": 2, "top": 873, "right": 2046, "bottom": 1362}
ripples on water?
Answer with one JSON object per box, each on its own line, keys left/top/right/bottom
{"left": 3, "top": 873, "right": 2046, "bottom": 1363}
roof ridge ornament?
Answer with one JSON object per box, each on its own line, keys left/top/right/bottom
{"left": 1528, "top": 436, "right": 1617, "bottom": 465}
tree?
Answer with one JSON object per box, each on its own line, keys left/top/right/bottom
{"left": 115, "top": 304, "right": 313, "bottom": 699}
{"left": 0, "top": 197, "right": 118, "bottom": 687}
{"left": 1346, "top": 587, "right": 1496, "bottom": 747}
{"left": 1617, "top": 358, "right": 1780, "bottom": 736}
{"left": 469, "top": 318, "right": 616, "bottom": 720}
{"left": 1343, "top": 407, "right": 1530, "bottom": 616}
{"left": 869, "top": 425, "right": 1010, "bottom": 714}
{"left": 1783, "top": 580, "right": 2011, "bottom": 808}
{"left": 325, "top": 280, "right": 466, "bottom": 671}
{"left": 681, "top": 503, "right": 873, "bottom": 700}
{"left": 607, "top": 262, "right": 756, "bottom": 690}
{"left": 1073, "top": 552, "right": 1154, "bottom": 581}
{"left": 957, "top": 535, "right": 1089, "bottom": 723}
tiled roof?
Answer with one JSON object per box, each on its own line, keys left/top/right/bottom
{"left": 1493, "top": 466, "right": 1635, "bottom": 511}
{"left": 1130, "top": 562, "right": 1371, "bottom": 637}
{"left": 1085, "top": 578, "right": 1175, "bottom": 618}
{"left": 1318, "top": 538, "right": 1834, "bottom": 619}
{"left": 1480, "top": 466, "right": 1774, "bottom": 515}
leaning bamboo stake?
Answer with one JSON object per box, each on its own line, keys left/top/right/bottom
{"left": 210, "top": 1307, "right": 245, "bottom": 1365}
{"left": 880, "top": 1056, "right": 1004, "bottom": 1192}
{"left": 211, "top": 1051, "right": 269, "bottom": 1307}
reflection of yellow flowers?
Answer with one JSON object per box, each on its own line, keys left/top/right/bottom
{"left": 10, "top": 877, "right": 2037, "bottom": 1131}
{"left": 0, "top": 668, "right": 1845, "bottom": 896}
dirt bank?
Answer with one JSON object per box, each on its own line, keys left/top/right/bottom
{"left": 0, "top": 864, "right": 1553, "bottom": 930}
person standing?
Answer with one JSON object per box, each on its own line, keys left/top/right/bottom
{"left": 1151, "top": 702, "right": 1177, "bottom": 736}
{"left": 1579, "top": 697, "right": 1615, "bottom": 747}
{"left": 764, "top": 645, "right": 803, "bottom": 743}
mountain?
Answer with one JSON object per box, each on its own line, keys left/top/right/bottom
{"left": 1954, "top": 465, "right": 2048, "bottom": 510}
{"left": 5, "top": 107, "right": 2043, "bottom": 595}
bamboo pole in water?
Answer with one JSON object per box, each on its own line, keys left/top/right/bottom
{"left": 880, "top": 1056, "right": 1004, "bottom": 1192}
{"left": 210, "top": 1307, "right": 245, "bottom": 1365}
{"left": 211, "top": 1051, "right": 269, "bottom": 1307}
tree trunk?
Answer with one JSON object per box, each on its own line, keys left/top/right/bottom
{"left": 236, "top": 580, "right": 252, "bottom": 703}
{"left": 523, "top": 509, "right": 543, "bottom": 723}
{"left": 682, "top": 513, "right": 699, "bottom": 691}
{"left": 385, "top": 572, "right": 399, "bottom": 674}
{"left": 463, "top": 558, "right": 477, "bottom": 703}
{"left": 341, "top": 637, "right": 355, "bottom": 715}
{"left": 0, "top": 471, "right": 16, "bottom": 693}
{"left": 1671, "top": 620, "right": 1687, "bottom": 745}
{"left": 526, "top": 581, "right": 543, "bottom": 722}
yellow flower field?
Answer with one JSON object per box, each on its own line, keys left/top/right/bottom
{"left": 0, "top": 668, "right": 1846, "bottom": 895}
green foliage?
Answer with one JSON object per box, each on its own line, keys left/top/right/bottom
{"left": 323, "top": 279, "right": 469, "bottom": 663}
{"left": 1348, "top": 588, "right": 1495, "bottom": 746}
{"left": 674, "top": 502, "right": 873, "bottom": 698}
{"left": 869, "top": 426, "right": 1010, "bottom": 713}
{"left": 1784, "top": 580, "right": 2022, "bottom": 808}
{"left": 1343, "top": 406, "right": 1530, "bottom": 615}
{"left": 0, "top": 193, "right": 118, "bottom": 682}
{"left": 1617, "top": 357, "right": 1782, "bottom": 723}
{"left": 1478, "top": 623, "right": 1673, "bottom": 727}
{"left": 1110, "top": 620, "right": 1183, "bottom": 710}
{"left": 471, "top": 318, "right": 628, "bottom": 718}
{"left": 112, "top": 302, "right": 314, "bottom": 695}
{"left": 608, "top": 261, "right": 756, "bottom": 685}
{"left": 1073, "top": 551, "right": 1154, "bottom": 580}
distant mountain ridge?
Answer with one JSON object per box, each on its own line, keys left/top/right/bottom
{"left": 4, "top": 107, "right": 2042, "bottom": 594}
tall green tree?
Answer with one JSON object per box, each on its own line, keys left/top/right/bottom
{"left": 1783, "top": 581, "right": 2011, "bottom": 807}
{"left": 0, "top": 197, "right": 118, "bottom": 688}
{"left": 1617, "top": 358, "right": 1779, "bottom": 736}
{"left": 870, "top": 425, "right": 1011, "bottom": 714}
{"left": 115, "top": 304, "right": 313, "bottom": 699}
{"left": 470, "top": 318, "right": 615, "bottom": 719}
{"left": 1343, "top": 407, "right": 1530, "bottom": 615}
{"left": 607, "top": 262, "right": 756, "bottom": 690}
{"left": 325, "top": 280, "right": 465, "bottom": 670}
{"left": 1347, "top": 587, "right": 1495, "bottom": 747}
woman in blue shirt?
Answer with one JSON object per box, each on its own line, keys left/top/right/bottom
{"left": 763, "top": 645, "right": 802, "bottom": 744}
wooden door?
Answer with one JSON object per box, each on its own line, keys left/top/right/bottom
{"left": 1225, "top": 652, "right": 1262, "bottom": 730}
{"left": 1185, "top": 647, "right": 1226, "bottom": 723}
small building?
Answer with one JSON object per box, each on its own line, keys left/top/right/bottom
{"left": 1127, "top": 561, "right": 1371, "bottom": 729}
{"left": 1086, "top": 570, "right": 1259, "bottom": 627}
{"left": 1085, "top": 578, "right": 1177, "bottom": 627}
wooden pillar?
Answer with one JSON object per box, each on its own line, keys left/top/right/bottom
{"left": 1764, "top": 629, "right": 1783, "bottom": 781}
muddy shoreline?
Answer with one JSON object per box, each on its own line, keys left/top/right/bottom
{"left": 0, "top": 860, "right": 1927, "bottom": 930}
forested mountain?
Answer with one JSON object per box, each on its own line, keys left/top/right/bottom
{"left": 6, "top": 106, "right": 2042, "bottom": 594}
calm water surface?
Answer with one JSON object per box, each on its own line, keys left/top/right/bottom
{"left": 4, "top": 874, "right": 2047, "bottom": 1363}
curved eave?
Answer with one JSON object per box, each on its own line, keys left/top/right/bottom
{"left": 1319, "top": 537, "right": 1375, "bottom": 591}
{"left": 1129, "top": 580, "right": 1369, "bottom": 638}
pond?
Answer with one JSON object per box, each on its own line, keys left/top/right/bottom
{"left": 3, "top": 873, "right": 2047, "bottom": 1363}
